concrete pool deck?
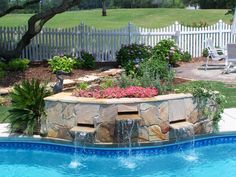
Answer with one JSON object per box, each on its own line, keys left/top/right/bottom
{"left": 175, "top": 61, "right": 236, "bottom": 84}
{"left": 0, "top": 108, "right": 236, "bottom": 137}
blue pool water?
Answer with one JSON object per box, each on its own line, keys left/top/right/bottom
{"left": 1, "top": 135, "right": 236, "bottom": 177}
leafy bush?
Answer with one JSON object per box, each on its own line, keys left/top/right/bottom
{"left": 152, "top": 39, "right": 181, "bottom": 65}
{"left": 0, "top": 69, "right": 6, "bottom": 79}
{"left": 76, "top": 82, "right": 89, "bottom": 90}
{"left": 0, "top": 61, "right": 7, "bottom": 70}
{"left": 74, "top": 59, "right": 84, "bottom": 69}
{"left": 0, "top": 96, "right": 6, "bottom": 106}
{"left": 7, "top": 79, "right": 51, "bottom": 135}
{"left": 181, "top": 21, "right": 208, "bottom": 28}
{"left": 75, "top": 51, "right": 96, "bottom": 69}
{"left": 202, "top": 48, "right": 209, "bottom": 57}
{"left": 181, "top": 51, "right": 192, "bottom": 62}
{"left": 48, "top": 56, "right": 76, "bottom": 73}
{"left": 8, "top": 58, "right": 30, "bottom": 71}
{"left": 81, "top": 51, "right": 96, "bottom": 69}
{"left": 100, "top": 78, "right": 114, "bottom": 90}
{"left": 175, "top": 81, "right": 226, "bottom": 129}
{"left": 141, "top": 65, "right": 174, "bottom": 94}
{"left": 116, "top": 74, "right": 141, "bottom": 88}
{"left": 139, "top": 57, "right": 173, "bottom": 81}
{"left": 116, "top": 44, "right": 152, "bottom": 74}
{"left": 202, "top": 47, "right": 223, "bottom": 58}
{"left": 73, "top": 86, "right": 158, "bottom": 99}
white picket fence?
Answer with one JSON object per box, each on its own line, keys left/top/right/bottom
{"left": 0, "top": 20, "right": 234, "bottom": 61}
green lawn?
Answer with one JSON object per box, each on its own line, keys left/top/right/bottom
{"left": 0, "top": 8, "right": 231, "bottom": 29}
{"left": 176, "top": 81, "right": 236, "bottom": 109}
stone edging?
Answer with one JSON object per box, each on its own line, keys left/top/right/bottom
{"left": 44, "top": 92, "right": 193, "bottom": 104}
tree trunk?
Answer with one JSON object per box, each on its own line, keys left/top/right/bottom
{"left": 0, "top": 0, "right": 80, "bottom": 61}
{"left": 102, "top": 0, "right": 107, "bottom": 16}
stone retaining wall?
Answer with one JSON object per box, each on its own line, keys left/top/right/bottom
{"left": 43, "top": 92, "right": 215, "bottom": 144}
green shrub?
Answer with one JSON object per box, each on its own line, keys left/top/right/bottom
{"left": 48, "top": 56, "right": 76, "bottom": 73}
{"left": 75, "top": 51, "right": 96, "bottom": 69}
{"left": 0, "top": 61, "right": 7, "bottom": 70}
{"left": 116, "top": 74, "right": 141, "bottom": 88}
{"left": 175, "top": 81, "right": 226, "bottom": 129}
{"left": 74, "top": 59, "right": 84, "bottom": 69}
{"left": 138, "top": 67, "right": 161, "bottom": 90}
{"left": 152, "top": 39, "right": 181, "bottom": 65}
{"left": 181, "top": 21, "right": 208, "bottom": 28}
{"left": 181, "top": 51, "right": 192, "bottom": 62}
{"left": 116, "top": 44, "right": 152, "bottom": 75}
{"left": 76, "top": 82, "right": 89, "bottom": 90}
{"left": 8, "top": 58, "right": 30, "bottom": 71}
{"left": 0, "top": 69, "right": 6, "bottom": 79}
{"left": 202, "top": 48, "right": 209, "bottom": 57}
{"left": 100, "top": 78, "right": 114, "bottom": 89}
{"left": 81, "top": 52, "right": 96, "bottom": 69}
{"left": 7, "top": 79, "right": 51, "bottom": 135}
{"left": 139, "top": 57, "right": 173, "bottom": 81}
{"left": 0, "top": 96, "right": 6, "bottom": 106}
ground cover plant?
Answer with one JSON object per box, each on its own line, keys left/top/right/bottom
{"left": 175, "top": 81, "right": 236, "bottom": 109}
{"left": 73, "top": 86, "right": 158, "bottom": 99}
{"left": 175, "top": 81, "right": 226, "bottom": 128}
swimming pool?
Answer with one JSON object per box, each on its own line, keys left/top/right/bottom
{"left": 1, "top": 134, "right": 236, "bottom": 177}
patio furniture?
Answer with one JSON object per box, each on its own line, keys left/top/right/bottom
{"left": 223, "top": 43, "right": 236, "bottom": 74}
{"left": 205, "top": 38, "right": 227, "bottom": 70}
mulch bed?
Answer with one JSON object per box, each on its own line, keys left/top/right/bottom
{"left": 0, "top": 63, "right": 101, "bottom": 87}
{"left": 0, "top": 58, "right": 195, "bottom": 88}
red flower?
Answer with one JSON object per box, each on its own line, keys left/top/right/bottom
{"left": 73, "top": 86, "right": 158, "bottom": 99}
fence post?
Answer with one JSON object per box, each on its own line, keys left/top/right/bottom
{"left": 128, "top": 22, "right": 132, "bottom": 45}
{"left": 81, "top": 22, "right": 85, "bottom": 50}
{"left": 172, "top": 21, "right": 180, "bottom": 45}
{"left": 218, "top": 20, "right": 223, "bottom": 48}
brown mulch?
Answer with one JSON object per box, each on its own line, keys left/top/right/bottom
{"left": 0, "top": 63, "right": 101, "bottom": 87}
{"left": 172, "top": 77, "right": 190, "bottom": 85}
{"left": 0, "top": 59, "right": 193, "bottom": 88}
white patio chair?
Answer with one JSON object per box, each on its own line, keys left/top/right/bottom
{"left": 205, "top": 38, "right": 227, "bottom": 70}
{"left": 223, "top": 44, "right": 236, "bottom": 74}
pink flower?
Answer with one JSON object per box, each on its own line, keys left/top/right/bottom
{"left": 73, "top": 86, "right": 158, "bottom": 99}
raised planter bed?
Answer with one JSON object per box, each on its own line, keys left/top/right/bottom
{"left": 43, "top": 92, "right": 215, "bottom": 144}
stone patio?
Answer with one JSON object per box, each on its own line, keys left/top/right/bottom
{"left": 175, "top": 61, "right": 236, "bottom": 84}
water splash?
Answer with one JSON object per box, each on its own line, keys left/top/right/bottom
{"left": 183, "top": 151, "right": 199, "bottom": 162}
{"left": 119, "top": 157, "right": 137, "bottom": 169}
{"left": 70, "top": 132, "right": 87, "bottom": 169}
{"left": 68, "top": 160, "right": 81, "bottom": 169}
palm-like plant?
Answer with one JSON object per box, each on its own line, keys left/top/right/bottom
{"left": 7, "top": 79, "right": 51, "bottom": 135}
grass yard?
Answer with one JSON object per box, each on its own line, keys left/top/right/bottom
{"left": 0, "top": 8, "right": 231, "bottom": 29}
{"left": 176, "top": 81, "right": 236, "bottom": 109}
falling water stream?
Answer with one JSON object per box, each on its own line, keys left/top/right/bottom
{"left": 69, "top": 132, "right": 87, "bottom": 169}
{"left": 174, "top": 125, "right": 198, "bottom": 162}
{"left": 127, "top": 119, "right": 135, "bottom": 156}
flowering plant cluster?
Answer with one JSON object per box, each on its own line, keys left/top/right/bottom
{"left": 73, "top": 86, "right": 158, "bottom": 99}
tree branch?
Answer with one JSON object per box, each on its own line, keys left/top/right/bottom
{"left": 0, "top": 0, "right": 80, "bottom": 61}
{"left": 0, "top": 0, "right": 41, "bottom": 18}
